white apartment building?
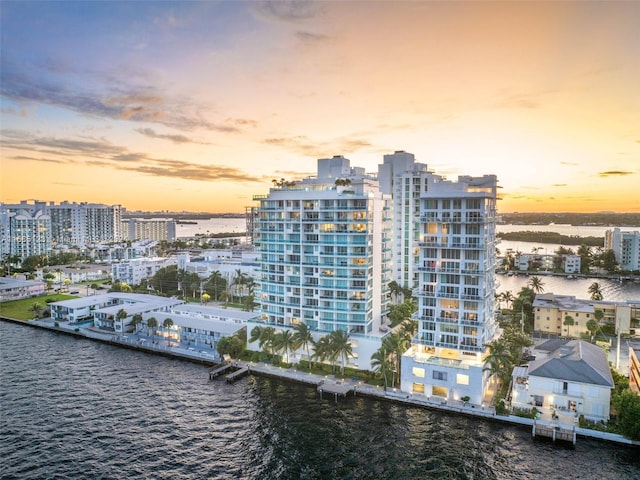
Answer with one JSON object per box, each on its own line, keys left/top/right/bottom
{"left": 248, "top": 155, "right": 392, "bottom": 370}
{"left": 563, "top": 254, "right": 581, "bottom": 274}
{"left": 378, "top": 151, "right": 431, "bottom": 290}
{"left": 112, "top": 257, "right": 177, "bottom": 286}
{"left": 1, "top": 200, "right": 122, "bottom": 259}
{"left": 0, "top": 202, "right": 51, "bottom": 260}
{"left": 401, "top": 173, "right": 500, "bottom": 405}
{"left": 121, "top": 218, "right": 177, "bottom": 242}
{"left": 605, "top": 228, "right": 640, "bottom": 271}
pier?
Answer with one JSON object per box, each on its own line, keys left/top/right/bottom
{"left": 532, "top": 420, "right": 577, "bottom": 445}
{"left": 317, "top": 380, "right": 354, "bottom": 400}
{"left": 209, "top": 363, "right": 233, "bottom": 379}
{"left": 225, "top": 366, "right": 249, "bottom": 383}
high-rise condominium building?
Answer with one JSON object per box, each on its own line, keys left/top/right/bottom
{"left": 121, "top": 218, "right": 177, "bottom": 242}
{"left": 400, "top": 173, "right": 499, "bottom": 405}
{"left": 378, "top": 150, "right": 432, "bottom": 289}
{"left": 0, "top": 202, "right": 51, "bottom": 260}
{"left": 1, "top": 201, "right": 123, "bottom": 259}
{"left": 250, "top": 156, "right": 391, "bottom": 368}
{"left": 605, "top": 228, "right": 640, "bottom": 271}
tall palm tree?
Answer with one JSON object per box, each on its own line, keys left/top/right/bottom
{"left": 274, "top": 329, "right": 296, "bottom": 364}
{"left": 258, "top": 326, "right": 276, "bottom": 355}
{"left": 500, "top": 290, "right": 515, "bottom": 310}
{"left": 29, "top": 302, "right": 44, "bottom": 319}
{"left": 527, "top": 276, "right": 545, "bottom": 294}
{"left": 147, "top": 317, "right": 158, "bottom": 343}
{"left": 313, "top": 335, "right": 331, "bottom": 370}
{"left": 163, "top": 318, "right": 174, "bottom": 346}
{"left": 116, "top": 308, "right": 128, "bottom": 330}
{"left": 588, "top": 282, "right": 603, "bottom": 301}
{"left": 371, "top": 346, "right": 393, "bottom": 390}
{"left": 292, "top": 322, "right": 314, "bottom": 369}
{"left": 130, "top": 313, "right": 143, "bottom": 333}
{"left": 329, "top": 330, "right": 353, "bottom": 376}
{"left": 483, "top": 339, "right": 512, "bottom": 393}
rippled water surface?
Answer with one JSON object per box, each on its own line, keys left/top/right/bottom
{"left": 1, "top": 321, "right": 639, "bottom": 480}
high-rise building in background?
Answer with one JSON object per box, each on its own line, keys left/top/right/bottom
{"left": 605, "top": 228, "right": 640, "bottom": 271}
{"left": 0, "top": 201, "right": 51, "bottom": 260}
{"left": 400, "top": 173, "right": 499, "bottom": 405}
{"left": 0, "top": 200, "right": 122, "bottom": 259}
{"left": 121, "top": 218, "right": 177, "bottom": 242}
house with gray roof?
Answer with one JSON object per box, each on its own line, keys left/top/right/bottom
{"left": 510, "top": 340, "right": 614, "bottom": 422}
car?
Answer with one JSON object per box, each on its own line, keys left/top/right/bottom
{"left": 70, "top": 290, "right": 80, "bottom": 294}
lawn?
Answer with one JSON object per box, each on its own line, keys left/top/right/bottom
{"left": 0, "top": 294, "right": 76, "bottom": 320}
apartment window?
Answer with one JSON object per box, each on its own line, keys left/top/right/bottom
{"left": 433, "top": 371, "right": 448, "bottom": 381}
{"left": 456, "top": 374, "right": 469, "bottom": 385}
{"left": 412, "top": 367, "right": 425, "bottom": 378}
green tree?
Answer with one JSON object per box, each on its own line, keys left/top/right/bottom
{"left": 527, "top": 276, "right": 545, "bottom": 294}
{"left": 613, "top": 389, "right": 640, "bottom": 440}
{"left": 130, "top": 313, "right": 143, "bottom": 333}
{"left": 217, "top": 335, "right": 244, "bottom": 359}
{"left": 371, "top": 346, "right": 393, "bottom": 390}
{"left": 292, "top": 322, "right": 314, "bottom": 369}
{"left": 205, "top": 270, "right": 226, "bottom": 301}
{"left": 147, "top": 317, "right": 158, "bottom": 343}
{"left": 586, "top": 319, "right": 599, "bottom": 342}
{"left": 163, "top": 318, "right": 174, "bottom": 346}
{"left": 273, "top": 329, "right": 296, "bottom": 364}
{"left": 29, "top": 302, "right": 44, "bottom": 319}
{"left": 588, "top": 282, "right": 603, "bottom": 301}
{"left": 577, "top": 244, "right": 592, "bottom": 274}
{"left": 483, "top": 340, "right": 512, "bottom": 395}
{"left": 601, "top": 249, "right": 618, "bottom": 273}
{"left": 116, "top": 308, "right": 128, "bottom": 328}
{"left": 329, "top": 330, "right": 353, "bottom": 376}
{"left": 313, "top": 335, "right": 331, "bottom": 369}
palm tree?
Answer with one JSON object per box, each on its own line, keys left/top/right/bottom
{"left": 329, "top": 330, "right": 353, "bottom": 376}
{"left": 147, "top": 317, "right": 158, "bottom": 343}
{"left": 388, "top": 280, "right": 403, "bottom": 304}
{"left": 371, "top": 346, "right": 393, "bottom": 390}
{"left": 232, "top": 269, "right": 247, "bottom": 302}
{"left": 116, "top": 308, "right": 128, "bottom": 329}
{"left": 527, "top": 276, "right": 545, "bottom": 294}
{"left": 130, "top": 313, "right": 143, "bottom": 333}
{"left": 257, "top": 326, "right": 276, "bottom": 355}
{"left": 206, "top": 270, "right": 226, "bottom": 301}
{"left": 163, "top": 318, "right": 174, "bottom": 346}
{"left": 313, "top": 335, "right": 331, "bottom": 370}
{"left": 274, "top": 329, "right": 296, "bottom": 364}
{"left": 29, "top": 302, "right": 44, "bottom": 319}
{"left": 586, "top": 319, "right": 599, "bottom": 343}
{"left": 500, "top": 290, "right": 515, "bottom": 310}
{"left": 292, "top": 322, "right": 314, "bottom": 369}
{"left": 483, "top": 339, "right": 512, "bottom": 394}
{"left": 563, "top": 315, "right": 575, "bottom": 337}
{"left": 588, "top": 282, "right": 603, "bottom": 301}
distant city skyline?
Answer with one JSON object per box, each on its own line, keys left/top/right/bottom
{"left": 2, "top": 1, "right": 639, "bottom": 213}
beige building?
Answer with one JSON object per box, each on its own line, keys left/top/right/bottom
{"left": 533, "top": 292, "right": 638, "bottom": 337}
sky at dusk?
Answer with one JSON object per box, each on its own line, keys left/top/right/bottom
{"left": 1, "top": 1, "right": 639, "bottom": 213}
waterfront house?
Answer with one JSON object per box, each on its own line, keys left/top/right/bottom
{"left": 510, "top": 339, "right": 613, "bottom": 422}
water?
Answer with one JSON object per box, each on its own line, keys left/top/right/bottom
{"left": 177, "top": 217, "right": 247, "bottom": 239}
{"left": 1, "top": 321, "right": 639, "bottom": 480}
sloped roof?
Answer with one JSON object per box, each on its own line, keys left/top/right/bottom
{"left": 528, "top": 340, "right": 614, "bottom": 387}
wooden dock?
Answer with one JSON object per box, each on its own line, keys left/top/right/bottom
{"left": 209, "top": 363, "right": 233, "bottom": 380}
{"left": 318, "top": 380, "right": 354, "bottom": 400}
{"left": 532, "top": 421, "right": 576, "bottom": 445}
{"left": 225, "top": 366, "right": 249, "bottom": 383}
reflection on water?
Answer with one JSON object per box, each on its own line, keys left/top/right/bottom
{"left": 497, "top": 274, "right": 640, "bottom": 302}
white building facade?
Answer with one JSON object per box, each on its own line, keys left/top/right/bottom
{"left": 605, "top": 228, "right": 640, "bottom": 271}
{"left": 401, "top": 174, "right": 500, "bottom": 405}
